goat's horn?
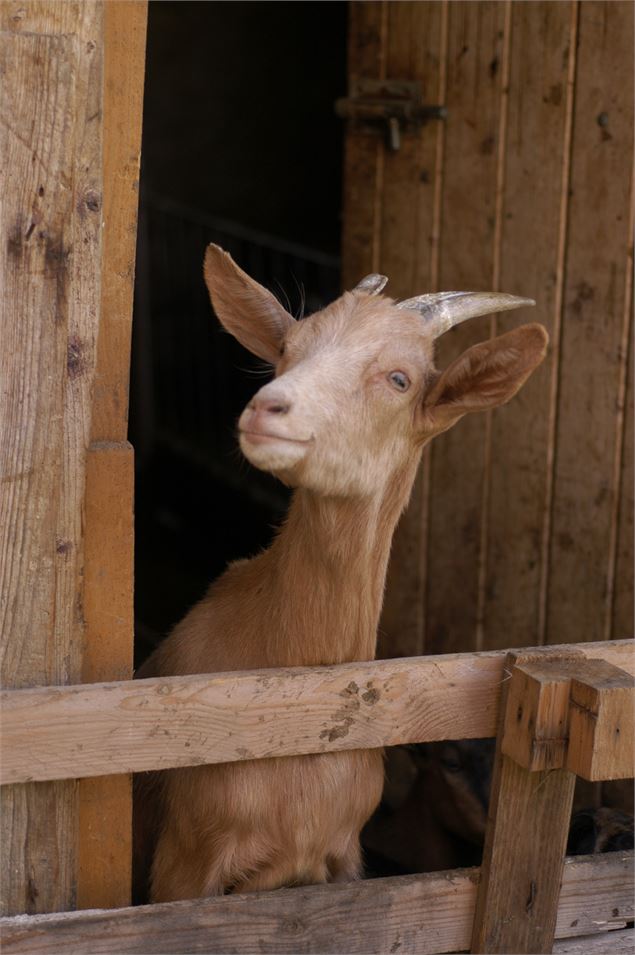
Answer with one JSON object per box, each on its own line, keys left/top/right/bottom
{"left": 354, "top": 274, "right": 388, "bottom": 295}
{"left": 396, "top": 291, "right": 535, "bottom": 337}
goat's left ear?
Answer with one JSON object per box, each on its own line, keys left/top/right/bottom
{"left": 421, "top": 323, "right": 549, "bottom": 435}
{"left": 204, "top": 244, "right": 296, "bottom": 363}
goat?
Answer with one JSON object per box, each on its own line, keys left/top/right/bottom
{"left": 134, "top": 245, "right": 547, "bottom": 902}
{"left": 362, "top": 740, "right": 495, "bottom": 874}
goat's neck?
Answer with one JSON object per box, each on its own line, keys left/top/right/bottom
{"left": 265, "top": 453, "right": 422, "bottom": 666}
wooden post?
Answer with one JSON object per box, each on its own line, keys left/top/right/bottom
{"left": 471, "top": 652, "right": 577, "bottom": 954}
{"left": 77, "top": 0, "right": 147, "bottom": 910}
{"left": 566, "top": 660, "right": 634, "bottom": 781}
{"left": 0, "top": 1, "right": 104, "bottom": 914}
{"left": 472, "top": 652, "right": 635, "bottom": 953}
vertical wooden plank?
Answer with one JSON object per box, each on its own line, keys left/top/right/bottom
{"left": 472, "top": 653, "right": 577, "bottom": 953}
{"left": 546, "top": 1, "right": 634, "bottom": 644}
{"left": 481, "top": 2, "right": 577, "bottom": 650}
{"left": 424, "top": 1, "right": 508, "bottom": 656}
{"left": 0, "top": 0, "right": 103, "bottom": 914}
{"left": 378, "top": 1, "right": 444, "bottom": 659}
{"left": 90, "top": 0, "right": 148, "bottom": 445}
{"left": 77, "top": 0, "right": 147, "bottom": 910}
{"left": 77, "top": 444, "right": 135, "bottom": 910}
{"left": 340, "top": 1, "right": 387, "bottom": 287}
{"left": 609, "top": 177, "right": 634, "bottom": 640}
{"left": 611, "top": 313, "right": 633, "bottom": 638}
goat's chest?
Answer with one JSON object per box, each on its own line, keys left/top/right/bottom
{"left": 177, "top": 748, "right": 384, "bottom": 841}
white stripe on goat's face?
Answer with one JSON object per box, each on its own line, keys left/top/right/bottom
{"left": 237, "top": 293, "right": 436, "bottom": 495}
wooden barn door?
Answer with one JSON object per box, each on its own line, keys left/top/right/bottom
{"left": 342, "top": 1, "right": 634, "bottom": 659}
{"left": 1, "top": 1, "right": 146, "bottom": 915}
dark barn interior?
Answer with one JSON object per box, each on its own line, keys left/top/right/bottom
{"left": 130, "top": 1, "right": 346, "bottom": 662}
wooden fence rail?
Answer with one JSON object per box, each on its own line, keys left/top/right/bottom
{"left": 2, "top": 640, "right": 632, "bottom": 785}
{"left": 0, "top": 851, "right": 631, "bottom": 955}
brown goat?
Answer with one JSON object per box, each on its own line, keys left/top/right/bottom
{"left": 362, "top": 740, "right": 495, "bottom": 874}
{"left": 134, "top": 246, "right": 547, "bottom": 902}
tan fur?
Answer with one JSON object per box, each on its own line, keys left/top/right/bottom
{"left": 134, "top": 247, "right": 548, "bottom": 902}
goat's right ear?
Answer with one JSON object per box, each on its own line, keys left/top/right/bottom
{"left": 203, "top": 245, "right": 296, "bottom": 363}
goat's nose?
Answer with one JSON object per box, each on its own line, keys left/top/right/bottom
{"left": 250, "top": 394, "right": 291, "bottom": 416}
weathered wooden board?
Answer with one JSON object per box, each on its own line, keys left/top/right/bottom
{"left": 553, "top": 928, "right": 635, "bottom": 955}
{"left": 343, "top": 1, "right": 633, "bottom": 658}
{"left": 0, "top": 852, "right": 631, "bottom": 955}
{"left": 78, "top": 441, "right": 135, "bottom": 910}
{"left": 341, "top": 0, "right": 387, "bottom": 286}
{"left": 90, "top": 0, "right": 147, "bottom": 445}
{"left": 472, "top": 651, "right": 577, "bottom": 953}
{"left": 611, "top": 181, "right": 634, "bottom": 640}
{"left": 78, "top": 444, "right": 135, "bottom": 910}
{"left": 483, "top": 1, "right": 577, "bottom": 650}
{"left": 76, "top": 0, "right": 147, "bottom": 911}
{"left": 1, "top": 641, "right": 632, "bottom": 785}
{"left": 425, "top": 1, "right": 509, "bottom": 656}
{"left": 547, "top": 0, "right": 634, "bottom": 645}
{"left": 566, "top": 660, "right": 635, "bottom": 781}
{"left": 378, "top": 1, "right": 444, "bottom": 659}
{"left": 0, "top": 0, "right": 103, "bottom": 915}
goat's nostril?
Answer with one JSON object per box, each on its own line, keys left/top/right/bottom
{"left": 251, "top": 395, "right": 291, "bottom": 416}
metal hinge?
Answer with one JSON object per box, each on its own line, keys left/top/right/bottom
{"left": 335, "top": 78, "right": 447, "bottom": 152}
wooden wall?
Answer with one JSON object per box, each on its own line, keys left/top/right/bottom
{"left": 342, "top": 1, "right": 634, "bottom": 657}
{"left": 0, "top": 0, "right": 146, "bottom": 916}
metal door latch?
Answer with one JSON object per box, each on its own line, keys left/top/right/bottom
{"left": 335, "top": 79, "right": 447, "bottom": 152}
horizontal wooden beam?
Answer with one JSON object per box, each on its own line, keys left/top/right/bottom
{"left": 553, "top": 928, "right": 635, "bottom": 954}
{"left": 0, "top": 851, "right": 631, "bottom": 954}
{"left": 1, "top": 640, "right": 632, "bottom": 785}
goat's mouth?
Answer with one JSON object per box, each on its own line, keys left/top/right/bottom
{"left": 239, "top": 429, "right": 314, "bottom": 447}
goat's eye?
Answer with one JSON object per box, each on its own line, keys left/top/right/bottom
{"left": 388, "top": 370, "right": 410, "bottom": 392}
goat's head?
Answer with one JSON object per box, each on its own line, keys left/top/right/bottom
{"left": 204, "top": 244, "right": 548, "bottom": 496}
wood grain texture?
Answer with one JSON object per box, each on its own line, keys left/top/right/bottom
{"left": 483, "top": 1, "right": 577, "bottom": 650}
{"left": 90, "top": 0, "right": 147, "bottom": 443}
{"left": 0, "top": 0, "right": 83, "bottom": 33}
{"left": 340, "top": 1, "right": 387, "bottom": 287}
{"left": 342, "top": 1, "right": 633, "bottom": 659}
{"left": 472, "top": 652, "right": 577, "bottom": 954}
{"left": 546, "top": 0, "right": 634, "bottom": 644}
{"left": 501, "top": 657, "right": 577, "bottom": 772}
{"left": 378, "top": 1, "right": 443, "bottom": 659}
{"left": 425, "top": 1, "right": 509, "bottom": 656}
{"left": 78, "top": 444, "right": 135, "bottom": 910}
{"left": 76, "top": 1, "right": 146, "bottom": 911}
{"left": 611, "top": 181, "right": 634, "bottom": 639}
{"left": 1, "top": 641, "right": 632, "bottom": 785}
{"left": 0, "top": 1, "right": 103, "bottom": 914}
{"left": 566, "top": 660, "right": 634, "bottom": 781}
{"left": 553, "top": 928, "right": 635, "bottom": 955}
{"left": 0, "top": 852, "right": 631, "bottom": 955}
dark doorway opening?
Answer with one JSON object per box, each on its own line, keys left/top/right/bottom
{"left": 129, "top": 1, "right": 347, "bottom": 666}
